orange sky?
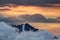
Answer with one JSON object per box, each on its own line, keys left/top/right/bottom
{"left": 29, "top": 23, "right": 60, "bottom": 35}
{"left": 0, "top": 5, "right": 60, "bottom": 18}
{"left": 0, "top": 5, "right": 60, "bottom": 34}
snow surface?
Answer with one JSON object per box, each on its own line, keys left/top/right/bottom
{"left": 0, "top": 22, "right": 59, "bottom": 40}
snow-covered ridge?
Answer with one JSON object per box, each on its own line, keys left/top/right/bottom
{"left": 0, "top": 22, "right": 59, "bottom": 40}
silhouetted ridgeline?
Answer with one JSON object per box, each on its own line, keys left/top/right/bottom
{"left": 19, "top": 14, "right": 47, "bottom": 22}
{"left": 19, "top": 14, "right": 60, "bottom": 23}
{"left": 0, "top": 14, "right": 60, "bottom": 24}
{"left": 47, "top": 18, "right": 60, "bottom": 23}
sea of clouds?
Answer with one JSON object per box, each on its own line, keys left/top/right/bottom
{"left": 0, "top": 22, "right": 60, "bottom": 40}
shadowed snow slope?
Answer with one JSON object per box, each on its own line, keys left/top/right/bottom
{"left": 0, "top": 22, "right": 59, "bottom": 40}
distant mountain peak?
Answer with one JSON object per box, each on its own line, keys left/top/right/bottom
{"left": 12, "top": 23, "right": 39, "bottom": 32}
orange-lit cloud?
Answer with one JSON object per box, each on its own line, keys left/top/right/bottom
{"left": 0, "top": 5, "right": 60, "bottom": 17}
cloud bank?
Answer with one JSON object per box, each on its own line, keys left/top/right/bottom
{"left": 0, "top": 22, "right": 17, "bottom": 40}
{"left": 0, "top": 22, "right": 58, "bottom": 40}
{"left": 0, "top": 21, "right": 60, "bottom": 40}
{"left": 0, "top": 0, "right": 60, "bottom": 7}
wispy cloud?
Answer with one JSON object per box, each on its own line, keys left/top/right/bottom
{"left": 0, "top": 9, "right": 10, "bottom": 11}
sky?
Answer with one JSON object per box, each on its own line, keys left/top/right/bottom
{"left": 0, "top": 0, "right": 60, "bottom": 34}
{"left": 0, "top": 5, "right": 60, "bottom": 18}
{"left": 0, "top": 0, "right": 60, "bottom": 18}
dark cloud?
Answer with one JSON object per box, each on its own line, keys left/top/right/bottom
{"left": 0, "top": 15, "right": 19, "bottom": 24}
{"left": 0, "top": 9, "right": 10, "bottom": 11}
{"left": 0, "top": 0, "right": 60, "bottom": 7}
{"left": 0, "top": 15, "right": 27, "bottom": 25}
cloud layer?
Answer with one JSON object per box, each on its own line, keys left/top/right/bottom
{"left": 0, "top": 22, "right": 60, "bottom": 40}
{"left": 0, "top": 22, "right": 54, "bottom": 40}
{"left": 0, "top": 0, "right": 60, "bottom": 7}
